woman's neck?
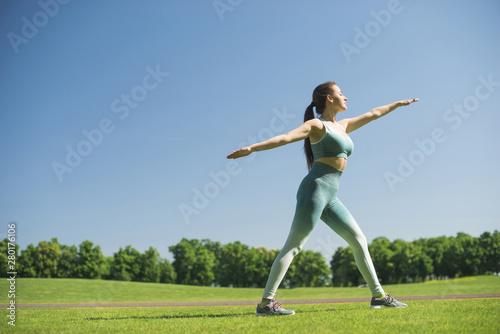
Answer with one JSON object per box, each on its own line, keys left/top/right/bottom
{"left": 320, "top": 109, "right": 339, "bottom": 122}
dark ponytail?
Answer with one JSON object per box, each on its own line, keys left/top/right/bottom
{"left": 303, "top": 81, "right": 336, "bottom": 171}
{"left": 304, "top": 103, "right": 315, "bottom": 171}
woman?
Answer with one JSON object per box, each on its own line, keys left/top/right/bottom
{"left": 227, "top": 81, "right": 418, "bottom": 316}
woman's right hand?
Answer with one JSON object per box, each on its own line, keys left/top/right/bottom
{"left": 227, "top": 146, "right": 253, "bottom": 159}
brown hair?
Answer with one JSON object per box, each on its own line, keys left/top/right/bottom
{"left": 303, "top": 81, "right": 336, "bottom": 171}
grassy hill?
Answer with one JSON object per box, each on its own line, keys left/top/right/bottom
{"left": 1, "top": 275, "right": 499, "bottom": 304}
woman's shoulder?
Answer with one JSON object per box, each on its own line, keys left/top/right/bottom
{"left": 304, "top": 117, "right": 325, "bottom": 136}
{"left": 307, "top": 117, "right": 324, "bottom": 128}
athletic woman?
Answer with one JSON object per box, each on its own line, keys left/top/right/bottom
{"left": 227, "top": 81, "right": 418, "bottom": 316}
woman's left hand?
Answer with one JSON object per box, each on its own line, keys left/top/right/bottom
{"left": 398, "top": 98, "right": 419, "bottom": 106}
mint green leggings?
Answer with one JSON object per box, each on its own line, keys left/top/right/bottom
{"left": 262, "top": 162, "right": 384, "bottom": 299}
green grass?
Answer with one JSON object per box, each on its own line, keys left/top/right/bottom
{"left": 1, "top": 275, "right": 499, "bottom": 304}
{"left": 1, "top": 299, "right": 499, "bottom": 333}
{"left": 0, "top": 276, "right": 498, "bottom": 333}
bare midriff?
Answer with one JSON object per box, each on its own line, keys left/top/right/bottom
{"left": 315, "top": 157, "right": 347, "bottom": 172}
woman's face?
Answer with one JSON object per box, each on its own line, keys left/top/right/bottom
{"left": 329, "top": 85, "right": 348, "bottom": 111}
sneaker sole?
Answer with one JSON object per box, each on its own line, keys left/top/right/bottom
{"left": 370, "top": 305, "right": 407, "bottom": 309}
{"left": 256, "top": 311, "right": 295, "bottom": 316}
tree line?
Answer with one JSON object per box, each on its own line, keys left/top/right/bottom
{"left": 0, "top": 237, "right": 329, "bottom": 288}
{"left": 1, "top": 231, "right": 498, "bottom": 287}
{"left": 331, "top": 231, "right": 500, "bottom": 286}
{"left": 0, "top": 238, "right": 176, "bottom": 283}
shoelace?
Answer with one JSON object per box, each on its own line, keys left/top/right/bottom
{"left": 385, "top": 294, "right": 395, "bottom": 304}
{"left": 270, "top": 296, "right": 284, "bottom": 311}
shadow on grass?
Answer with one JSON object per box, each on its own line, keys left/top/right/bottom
{"left": 86, "top": 306, "right": 342, "bottom": 321}
{"left": 87, "top": 313, "right": 253, "bottom": 321}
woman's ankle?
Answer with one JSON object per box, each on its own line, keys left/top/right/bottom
{"left": 260, "top": 298, "right": 272, "bottom": 306}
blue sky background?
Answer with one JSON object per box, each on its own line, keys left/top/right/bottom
{"left": 1, "top": 0, "right": 499, "bottom": 262}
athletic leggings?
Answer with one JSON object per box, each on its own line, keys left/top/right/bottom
{"left": 262, "top": 162, "right": 385, "bottom": 299}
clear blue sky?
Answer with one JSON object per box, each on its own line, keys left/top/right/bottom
{"left": 1, "top": 0, "right": 499, "bottom": 262}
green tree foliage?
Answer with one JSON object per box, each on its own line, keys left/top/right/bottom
{"left": 10, "top": 231, "right": 499, "bottom": 288}
{"left": 389, "top": 240, "right": 433, "bottom": 283}
{"left": 480, "top": 231, "right": 500, "bottom": 274}
{"left": 141, "top": 247, "right": 161, "bottom": 283}
{"left": 331, "top": 246, "right": 362, "bottom": 287}
{"left": 159, "top": 258, "right": 177, "bottom": 283}
{"left": 368, "top": 237, "right": 394, "bottom": 284}
{"left": 169, "top": 238, "right": 215, "bottom": 286}
{"left": 0, "top": 238, "right": 20, "bottom": 278}
{"left": 287, "top": 250, "right": 330, "bottom": 288}
{"left": 18, "top": 244, "right": 37, "bottom": 277}
{"left": 58, "top": 245, "right": 77, "bottom": 278}
{"left": 36, "top": 238, "right": 62, "bottom": 278}
{"left": 76, "top": 241, "right": 108, "bottom": 279}
{"left": 110, "top": 246, "right": 142, "bottom": 281}
{"left": 144, "top": 247, "right": 178, "bottom": 283}
{"left": 13, "top": 239, "right": 175, "bottom": 283}
{"left": 253, "top": 247, "right": 280, "bottom": 287}
{"left": 217, "top": 241, "right": 253, "bottom": 287}
{"left": 330, "top": 231, "right": 500, "bottom": 287}
{"left": 424, "top": 236, "right": 452, "bottom": 278}
{"left": 454, "top": 233, "right": 483, "bottom": 277}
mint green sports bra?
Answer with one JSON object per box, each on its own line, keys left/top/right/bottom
{"left": 311, "top": 117, "right": 354, "bottom": 159}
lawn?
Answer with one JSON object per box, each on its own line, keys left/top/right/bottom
{"left": 0, "top": 299, "right": 498, "bottom": 333}
{"left": 0, "top": 275, "right": 498, "bottom": 304}
{"left": 0, "top": 276, "right": 498, "bottom": 333}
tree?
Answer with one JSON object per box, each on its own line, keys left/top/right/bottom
{"left": 102, "top": 256, "right": 114, "bottom": 280}
{"left": 110, "top": 246, "right": 141, "bottom": 281}
{"left": 480, "top": 230, "right": 500, "bottom": 274}
{"left": 76, "top": 240, "right": 107, "bottom": 279}
{"left": 287, "top": 250, "right": 330, "bottom": 288}
{"left": 425, "top": 236, "right": 453, "bottom": 278}
{"left": 368, "top": 237, "right": 395, "bottom": 283}
{"left": 441, "top": 236, "right": 459, "bottom": 278}
{"left": 331, "top": 246, "right": 362, "bottom": 287}
{"left": 18, "top": 244, "right": 37, "bottom": 277}
{"left": 250, "top": 246, "right": 277, "bottom": 288}
{"left": 200, "top": 240, "right": 222, "bottom": 286}
{"left": 0, "top": 238, "right": 19, "bottom": 277}
{"left": 217, "top": 241, "right": 251, "bottom": 287}
{"left": 58, "top": 244, "right": 78, "bottom": 278}
{"left": 454, "top": 233, "right": 483, "bottom": 277}
{"left": 159, "top": 259, "right": 176, "bottom": 283}
{"left": 141, "top": 247, "right": 161, "bottom": 283}
{"left": 192, "top": 243, "right": 215, "bottom": 286}
{"left": 388, "top": 239, "right": 433, "bottom": 283}
{"left": 406, "top": 241, "right": 433, "bottom": 282}
{"left": 169, "top": 238, "right": 215, "bottom": 286}
{"left": 36, "top": 238, "right": 62, "bottom": 278}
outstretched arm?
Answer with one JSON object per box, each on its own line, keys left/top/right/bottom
{"left": 227, "top": 119, "right": 319, "bottom": 159}
{"left": 340, "top": 98, "right": 419, "bottom": 133}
